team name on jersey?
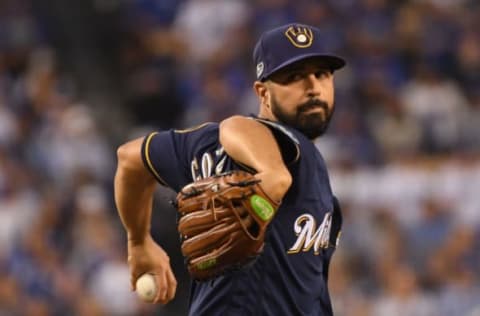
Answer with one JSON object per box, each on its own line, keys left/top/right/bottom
{"left": 287, "top": 212, "right": 334, "bottom": 255}
{"left": 191, "top": 148, "right": 227, "bottom": 180}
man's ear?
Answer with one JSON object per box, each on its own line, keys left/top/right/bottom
{"left": 253, "top": 81, "right": 269, "bottom": 107}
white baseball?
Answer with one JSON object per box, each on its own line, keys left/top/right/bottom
{"left": 136, "top": 273, "right": 158, "bottom": 302}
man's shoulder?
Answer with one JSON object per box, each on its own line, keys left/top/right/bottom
{"left": 173, "top": 122, "right": 219, "bottom": 135}
{"left": 173, "top": 122, "right": 220, "bottom": 146}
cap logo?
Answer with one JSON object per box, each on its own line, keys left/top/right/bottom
{"left": 256, "top": 62, "right": 264, "bottom": 78}
{"left": 285, "top": 26, "right": 313, "bottom": 48}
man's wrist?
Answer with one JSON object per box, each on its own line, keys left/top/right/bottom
{"left": 255, "top": 169, "right": 292, "bottom": 203}
{"left": 127, "top": 231, "right": 150, "bottom": 245}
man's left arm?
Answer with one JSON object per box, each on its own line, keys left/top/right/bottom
{"left": 219, "top": 115, "right": 292, "bottom": 203}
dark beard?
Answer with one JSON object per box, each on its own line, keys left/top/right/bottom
{"left": 271, "top": 95, "right": 333, "bottom": 139}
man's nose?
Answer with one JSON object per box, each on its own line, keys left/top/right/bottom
{"left": 304, "top": 73, "right": 321, "bottom": 97}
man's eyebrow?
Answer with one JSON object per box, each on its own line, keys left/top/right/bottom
{"left": 316, "top": 67, "right": 332, "bottom": 73}
{"left": 282, "top": 66, "right": 304, "bottom": 73}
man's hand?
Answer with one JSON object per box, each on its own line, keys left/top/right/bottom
{"left": 127, "top": 235, "right": 177, "bottom": 304}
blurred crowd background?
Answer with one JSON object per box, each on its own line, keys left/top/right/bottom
{"left": 0, "top": 0, "right": 479, "bottom": 315}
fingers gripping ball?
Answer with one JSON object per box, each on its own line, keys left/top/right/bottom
{"left": 176, "top": 170, "right": 279, "bottom": 280}
{"left": 136, "top": 273, "right": 158, "bottom": 302}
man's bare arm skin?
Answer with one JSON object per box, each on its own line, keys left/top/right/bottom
{"left": 114, "top": 138, "right": 177, "bottom": 304}
{"left": 219, "top": 116, "right": 292, "bottom": 203}
{"left": 115, "top": 138, "right": 155, "bottom": 242}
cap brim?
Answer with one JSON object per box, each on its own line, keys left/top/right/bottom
{"left": 263, "top": 53, "right": 346, "bottom": 80}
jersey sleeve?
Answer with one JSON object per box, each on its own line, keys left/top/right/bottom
{"left": 141, "top": 131, "right": 182, "bottom": 189}
{"left": 141, "top": 123, "right": 217, "bottom": 191}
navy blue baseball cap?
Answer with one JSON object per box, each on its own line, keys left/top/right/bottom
{"left": 253, "top": 23, "right": 346, "bottom": 81}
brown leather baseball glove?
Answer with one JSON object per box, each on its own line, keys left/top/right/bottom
{"left": 176, "top": 170, "right": 279, "bottom": 281}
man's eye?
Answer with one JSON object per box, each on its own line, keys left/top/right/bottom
{"left": 287, "top": 73, "right": 303, "bottom": 82}
{"left": 315, "top": 70, "right": 331, "bottom": 79}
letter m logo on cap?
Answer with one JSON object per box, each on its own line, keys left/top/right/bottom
{"left": 284, "top": 26, "right": 314, "bottom": 48}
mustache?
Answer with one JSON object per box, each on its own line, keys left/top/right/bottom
{"left": 298, "top": 99, "right": 329, "bottom": 113}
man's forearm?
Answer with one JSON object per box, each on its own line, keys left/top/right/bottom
{"left": 114, "top": 139, "right": 157, "bottom": 243}
{"left": 219, "top": 116, "right": 292, "bottom": 202}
